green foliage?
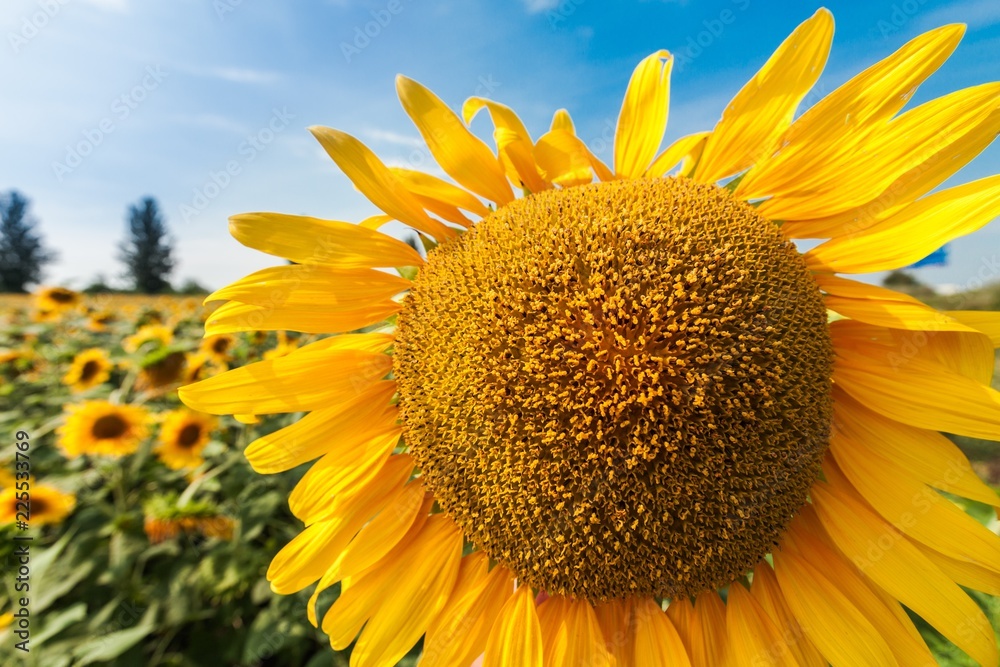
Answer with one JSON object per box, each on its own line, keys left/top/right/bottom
{"left": 0, "top": 191, "right": 56, "bottom": 293}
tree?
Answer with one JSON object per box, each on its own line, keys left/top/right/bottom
{"left": 0, "top": 190, "right": 56, "bottom": 292}
{"left": 119, "top": 197, "right": 175, "bottom": 293}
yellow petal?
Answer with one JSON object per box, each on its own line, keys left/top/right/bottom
{"left": 690, "top": 591, "right": 726, "bottom": 667}
{"left": 537, "top": 596, "right": 611, "bottom": 667}
{"left": 465, "top": 96, "right": 550, "bottom": 192}
{"left": 396, "top": 75, "right": 513, "bottom": 205}
{"left": 750, "top": 563, "right": 826, "bottom": 667}
{"left": 496, "top": 126, "right": 550, "bottom": 193}
{"left": 807, "top": 174, "right": 1000, "bottom": 273}
{"left": 328, "top": 481, "right": 427, "bottom": 582}
{"left": 725, "top": 583, "right": 797, "bottom": 667}
{"left": 633, "top": 597, "right": 691, "bottom": 667}
{"left": 757, "top": 82, "right": 1000, "bottom": 221}
{"left": 665, "top": 597, "right": 695, "bottom": 659}
{"left": 948, "top": 311, "right": 1000, "bottom": 346}
{"left": 179, "top": 343, "right": 391, "bottom": 415}
{"left": 647, "top": 132, "right": 710, "bottom": 178}
{"left": 783, "top": 106, "right": 1000, "bottom": 239}
{"left": 614, "top": 50, "right": 672, "bottom": 178}
{"left": 812, "top": 479, "right": 1000, "bottom": 667}
{"left": 830, "top": 432, "right": 1000, "bottom": 572}
{"left": 817, "top": 273, "right": 977, "bottom": 334}
{"left": 550, "top": 108, "right": 574, "bottom": 133}
{"left": 534, "top": 128, "right": 596, "bottom": 187}
{"left": 783, "top": 510, "right": 937, "bottom": 667}
{"left": 288, "top": 439, "right": 410, "bottom": 526}
{"left": 593, "top": 598, "right": 633, "bottom": 667}
{"left": 833, "top": 335, "right": 1000, "bottom": 441}
{"left": 484, "top": 585, "right": 543, "bottom": 667}
{"left": 773, "top": 548, "right": 897, "bottom": 666}
{"left": 267, "top": 470, "right": 406, "bottom": 594}
{"left": 351, "top": 515, "right": 463, "bottom": 667}
{"left": 205, "top": 265, "right": 408, "bottom": 336}
{"left": 423, "top": 563, "right": 514, "bottom": 667}
{"left": 309, "top": 126, "right": 457, "bottom": 241}
{"left": 695, "top": 9, "right": 833, "bottom": 183}
{"left": 390, "top": 166, "right": 491, "bottom": 218}
{"left": 737, "top": 24, "right": 964, "bottom": 203}
{"left": 244, "top": 380, "right": 397, "bottom": 473}
{"left": 306, "top": 457, "right": 420, "bottom": 627}
{"left": 207, "top": 262, "right": 410, "bottom": 307}
{"left": 832, "top": 387, "right": 1000, "bottom": 507}
{"left": 919, "top": 542, "right": 1000, "bottom": 597}
{"left": 204, "top": 298, "right": 400, "bottom": 336}
{"left": 228, "top": 212, "right": 423, "bottom": 268}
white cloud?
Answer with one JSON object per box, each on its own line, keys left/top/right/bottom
{"left": 913, "top": 0, "right": 1000, "bottom": 33}
{"left": 80, "top": 0, "right": 130, "bottom": 12}
{"left": 362, "top": 128, "right": 425, "bottom": 148}
{"left": 207, "top": 67, "right": 281, "bottom": 84}
{"left": 521, "top": 0, "right": 561, "bottom": 14}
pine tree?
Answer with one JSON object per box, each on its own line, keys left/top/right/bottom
{"left": 119, "top": 197, "right": 175, "bottom": 294}
{"left": 0, "top": 190, "right": 56, "bottom": 293}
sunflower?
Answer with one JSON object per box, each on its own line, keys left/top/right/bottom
{"left": 62, "top": 348, "right": 113, "bottom": 393}
{"left": 0, "top": 483, "right": 75, "bottom": 527}
{"left": 182, "top": 351, "right": 224, "bottom": 384}
{"left": 59, "top": 400, "right": 150, "bottom": 458}
{"left": 122, "top": 324, "right": 174, "bottom": 353}
{"left": 154, "top": 409, "right": 217, "bottom": 470}
{"left": 200, "top": 333, "right": 236, "bottom": 365}
{"left": 181, "top": 10, "right": 1000, "bottom": 666}
{"left": 35, "top": 286, "right": 81, "bottom": 313}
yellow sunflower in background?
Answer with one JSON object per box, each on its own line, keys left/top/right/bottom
{"left": 0, "top": 483, "right": 76, "bottom": 527}
{"left": 62, "top": 348, "right": 113, "bottom": 393}
{"left": 154, "top": 409, "right": 217, "bottom": 470}
{"left": 123, "top": 324, "right": 174, "bottom": 353}
{"left": 35, "top": 286, "right": 81, "bottom": 314}
{"left": 59, "top": 400, "right": 150, "bottom": 458}
{"left": 182, "top": 9, "right": 1000, "bottom": 667}
{"left": 200, "top": 333, "right": 236, "bottom": 365}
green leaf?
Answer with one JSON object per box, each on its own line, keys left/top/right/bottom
{"left": 71, "top": 603, "right": 158, "bottom": 666}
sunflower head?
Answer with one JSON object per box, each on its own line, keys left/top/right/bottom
{"left": 62, "top": 348, "right": 113, "bottom": 393}
{"left": 396, "top": 176, "right": 834, "bottom": 599}
{"left": 154, "top": 409, "right": 217, "bottom": 470}
{"left": 35, "top": 286, "right": 81, "bottom": 314}
{"left": 200, "top": 333, "right": 236, "bottom": 364}
{"left": 0, "top": 484, "right": 75, "bottom": 527}
{"left": 58, "top": 400, "right": 150, "bottom": 458}
{"left": 122, "top": 324, "right": 174, "bottom": 354}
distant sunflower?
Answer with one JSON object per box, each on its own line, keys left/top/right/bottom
{"left": 154, "top": 409, "right": 217, "bottom": 470}
{"left": 200, "top": 333, "right": 236, "bottom": 365}
{"left": 59, "top": 400, "right": 150, "bottom": 458}
{"left": 182, "top": 351, "right": 223, "bottom": 384}
{"left": 123, "top": 324, "right": 173, "bottom": 353}
{"left": 35, "top": 286, "right": 81, "bottom": 314}
{"left": 62, "top": 348, "right": 113, "bottom": 392}
{"left": 0, "top": 483, "right": 75, "bottom": 527}
{"left": 182, "top": 10, "right": 1000, "bottom": 666}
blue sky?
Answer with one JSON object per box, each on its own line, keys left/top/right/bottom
{"left": 3, "top": 0, "right": 999, "bottom": 291}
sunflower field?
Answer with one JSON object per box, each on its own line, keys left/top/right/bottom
{"left": 0, "top": 290, "right": 382, "bottom": 666}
